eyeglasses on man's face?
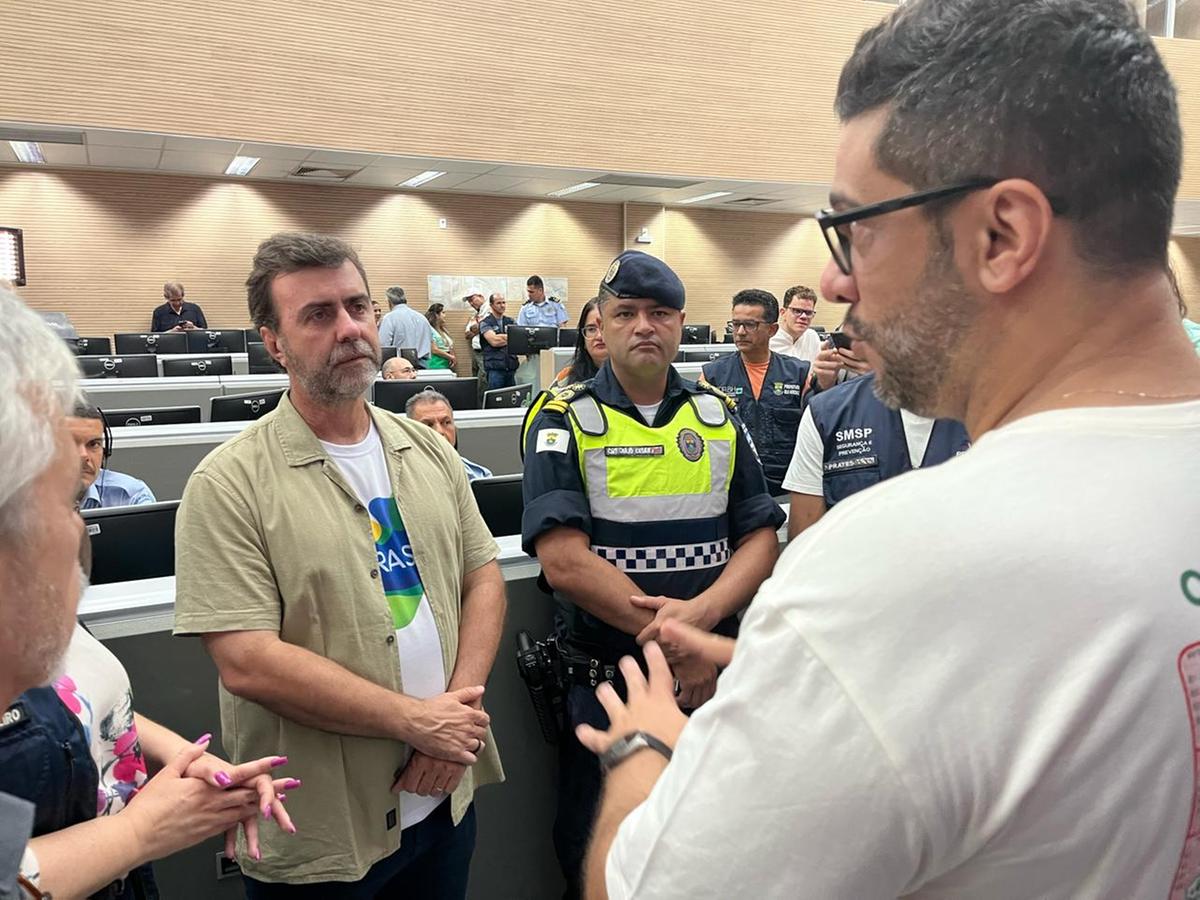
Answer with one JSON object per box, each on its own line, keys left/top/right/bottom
{"left": 727, "top": 319, "right": 770, "bottom": 333}
{"left": 816, "top": 178, "right": 1001, "bottom": 276}
{"left": 785, "top": 307, "right": 816, "bottom": 320}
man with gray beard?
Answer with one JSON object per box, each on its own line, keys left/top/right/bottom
{"left": 0, "top": 288, "right": 87, "bottom": 899}
{"left": 173, "top": 233, "right": 507, "bottom": 897}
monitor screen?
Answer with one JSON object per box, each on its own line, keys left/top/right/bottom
{"left": 70, "top": 337, "right": 112, "bottom": 356}
{"left": 373, "top": 377, "right": 479, "bottom": 414}
{"left": 507, "top": 326, "right": 557, "bottom": 355}
{"left": 683, "top": 349, "right": 732, "bottom": 363}
{"left": 482, "top": 383, "right": 533, "bottom": 410}
{"left": 185, "top": 329, "right": 248, "bottom": 354}
{"left": 101, "top": 406, "right": 202, "bottom": 428}
{"left": 161, "top": 356, "right": 234, "bottom": 378}
{"left": 399, "top": 348, "right": 420, "bottom": 366}
{"left": 380, "top": 346, "right": 399, "bottom": 365}
{"left": 83, "top": 501, "right": 179, "bottom": 585}
{"left": 78, "top": 354, "right": 159, "bottom": 379}
{"left": 114, "top": 332, "right": 189, "bottom": 355}
{"left": 557, "top": 328, "right": 578, "bottom": 348}
{"left": 243, "top": 327, "right": 261, "bottom": 345}
{"left": 470, "top": 474, "right": 524, "bottom": 538}
{"left": 211, "top": 389, "right": 285, "bottom": 422}
{"left": 247, "top": 342, "right": 284, "bottom": 375}
{"left": 681, "top": 324, "right": 712, "bottom": 345}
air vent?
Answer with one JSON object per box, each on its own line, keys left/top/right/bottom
{"left": 289, "top": 165, "right": 362, "bottom": 181}
{"left": 592, "top": 174, "right": 703, "bottom": 189}
{"left": 0, "top": 126, "right": 84, "bottom": 145}
{"left": 723, "top": 197, "right": 780, "bottom": 207}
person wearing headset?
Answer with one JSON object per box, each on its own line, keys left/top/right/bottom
{"left": 68, "top": 401, "right": 156, "bottom": 510}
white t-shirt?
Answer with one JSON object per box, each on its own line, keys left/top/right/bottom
{"left": 782, "top": 406, "right": 936, "bottom": 496}
{"left": 634, "top": 402, "right": 662, "bottom": 425}
{"left": 608, "top": 400, "right": 1200, "bottom": 899}
{"left": 769, "top": 327, "right": 822, "bottom": 363}
{"left": 320, "top": 422, "right": 448, "bottom": 829}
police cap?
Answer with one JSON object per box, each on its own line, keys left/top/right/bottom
{"left": 598, "top": 251, "right": 685, "bottom": 310}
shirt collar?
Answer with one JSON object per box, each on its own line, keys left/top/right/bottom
{"left": 591, "top": 360, "right": 690, "bottom": 414}
{"left": 274, "top": 390, "right": 412, "bottom": 468}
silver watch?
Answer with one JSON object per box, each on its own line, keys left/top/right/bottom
{"left": 598, "top": 731, "right": 673, "bottom": 773}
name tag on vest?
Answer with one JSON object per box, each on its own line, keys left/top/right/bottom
{"left": 825, "top": 455, "right": 878, "bottom": 474}
{"left": 605, "top": 445, "right": 665, "bottom": 457}
{"left": 0, "top": 701, "right": 28, "bottom": 732}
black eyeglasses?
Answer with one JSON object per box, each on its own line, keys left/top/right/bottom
{"left": 816, "top": 178, "right": 999, "bottom": 276}
{"left": 727, "top": 319, "right": 769, "bottom": 333}
{"left": 582, "top": 325, "right": 600, "bottom": 337}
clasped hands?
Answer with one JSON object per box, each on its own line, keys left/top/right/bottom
{"left": 392, "top": 685, "right": 490, "bottom": 800}
{"left": 631, "top": 594, "right": 724, "bottom": 710}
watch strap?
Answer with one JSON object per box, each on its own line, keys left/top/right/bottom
{"left": 599, "top": 730, "right": 674, "bottom": 773}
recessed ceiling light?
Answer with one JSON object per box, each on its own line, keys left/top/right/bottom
{"left": 10, "top": 142, "right": 45, "bottom": 164}
{"left": 678, "top": 191, "right": 733, "bottom": 205}
{"left": 548, "top": 181, "right": 601, "bottom": 198}
{"left": 401, "top": 170, "right": 446, "bottom": 188}
{"left": 225, "top": 156, "right": 260, "bottom": 176}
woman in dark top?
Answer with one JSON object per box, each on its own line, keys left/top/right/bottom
{"left": 552, "top": 296, "right": 607, "bottom": 388}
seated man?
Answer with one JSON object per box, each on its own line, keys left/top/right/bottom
{"left": 782, "top": 338, "right": 968, "bottom": 540}
{"left": 68, "top": 402, "right": 157, "bottom": 509}
{"left": 150, "top": 281, "right": 207, "bottom": 332}
{"left": 405, "top": 390, "right": 493, "bottom": 482}
{"left": 382, "top": 356, "right": 417, "bottom": 380}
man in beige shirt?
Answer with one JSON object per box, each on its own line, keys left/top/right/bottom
{"left": 173, "top": 232, "right": 506, "bottom": 898}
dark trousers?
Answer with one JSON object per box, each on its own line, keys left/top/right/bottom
{"left": 486, "top": 369, "right": 517, "bottom": 390}
{"left": 243, "top": 802, "right": 476, "bottom": 900}
{"left": 471, "top": 348, "right": 486, "bottom": 403}
{"left": 554, "top": 686, "right": 610, "bottom": 900}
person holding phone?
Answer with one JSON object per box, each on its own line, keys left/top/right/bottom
{"left": 811, "top": 324, "right": 872, "bottom": 391}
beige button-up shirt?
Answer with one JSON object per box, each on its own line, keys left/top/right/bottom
{"left": 174, "top": 393, "right": 503, "bottom": 884}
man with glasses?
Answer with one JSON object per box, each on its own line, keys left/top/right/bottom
{"left": 701, "top": 289, "right": 810, "bottom": 496}
{"left": 574, "top": 1, "right": 1200, "bottom": 897}
{"left": 769, "top": 285, "right": 822, "bottom": 363}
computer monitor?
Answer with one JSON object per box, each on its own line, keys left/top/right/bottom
{"left": 78, "top": 355, "right": 159, "bottom": 379}
{"left": 683, "top": 349, "right": 731, "bottom": 363}
{"left": 470, "top": 474, "right": 524, "bottom": 537}
{"left": 114, "top": 332, "right": 189, "bottom": 355}
{"left": 482, "top": 383, "right": 533, "bottom": 410}
{"left": 185, "top": 329, "right": 248, "bottom": 354}
{"left": 83, "top": 501, "right": 179, "bottom": 585}
{"left": 211, "top": 389, "right": 285, "bottom": 422}
{"left": 507, "top": 326, "right": 557, "bottom": 355}
{"left": 681, "top": 324, "right": 712, "bottom": 345}
{"left": 380, "top": 346, "right": 399, "bottom": 365}
{"left": 373, "top": 377, "right": 479, "bottom": 414}
{"left": 101, "top": 406, "right": 202, "bottom": 428}
{"left": 557, "top": 328, "right": 578, "bottom": 348}
{"left": 243, "top": 327, "right": 262, "bottom": 345}
{"left": 400, "top": 348, "right": 420, "bottom": 366}
{"left": 70, "top": 336, "right": 112, "bottom": 356}
{"left": 161, "top": 356, "right": 234, "bottom": 378}
{"left": 247, "top": 341, "right": 284, "bottom": 375}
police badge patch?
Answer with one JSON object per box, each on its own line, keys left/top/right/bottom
{"left": 604, "top": 259, "right": 621, "bottom": 283}
{"left": 677, "top": 428, "right": 705, "bottom": 462}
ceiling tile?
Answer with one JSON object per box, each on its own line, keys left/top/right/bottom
{"left": 580, "top": 184, "right": 670, "bottom": 202}
{"left": 348, "top": 167, "right": 427, "bottom": 187}
{"left": 447, "top": 174, "right": 528, "bottom": 193}
{"left": 159, "top": 150, "right": 236, "bottom": 176}
{"left": 85, "top": 129, "right": 166, "bottom": 149}
{"left": 486, "top": 164, "right": 600, "bottom": 180}
{"left": 303, "top": 149, "right": 380, "bottom": 166}
{"left": 375, "top": 156, "right": 498, "bottom": 175}
{"left": 235, "top": 142, "right": 310, "bottom": 160}
{"left": 0, "top": 144, "right": 18, "bottom": 163}
{"left": 40, "top": 144, "right": 89, "bottom": 166}
{"left": 162, "top": 136, "right": 241, "bottom": 154}
{"left": 86, "top": 146, "right": 162, "bottom": 168}
{"left": 404, "top": 171, "right": 481, "bottom": 191}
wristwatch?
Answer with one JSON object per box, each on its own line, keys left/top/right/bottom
{"left": 599, "top": 731, "right": 674, "bottom": 773}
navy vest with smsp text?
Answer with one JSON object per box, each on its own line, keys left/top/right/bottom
{"left": 701, "top": 351, "right": 810, "bottom": 496}
{"left": 808, "top": 373, "right": 970, "bottom": 507}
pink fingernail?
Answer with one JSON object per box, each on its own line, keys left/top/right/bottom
{"left": 287, "top": 825, "right": 297, "bottom": 834}
{"left": 263, "top": 805, "right": 273, "bottom": 820}
{"left": 270, "top": 756, "right": 288, "bottom": 769}
{"left": 253, "top": 849, "right": 261, "bottom": 861}
{"left": 214, "top": 772, "right": 232, "bottom": 787}
{"left": 277, "top": 793, "right": 286, "bottom": 801}
{"left": 194, "top": 733, "right": 212, "bottom": 745}
{"left": 284, "top": 778, "right": 302, "bottom": 789}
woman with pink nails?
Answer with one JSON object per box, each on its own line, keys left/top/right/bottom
{"left": 2, "top": 622, "right": 297, "bottom": 897}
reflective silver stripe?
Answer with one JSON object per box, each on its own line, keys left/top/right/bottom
{"left": 582, "top": 439, "right": 732, "bottom": 522}
{"left": 691, "top": 392, "right": 727, "bottom": 427}
{"left": 592, "top": 539, "right": 730, "bottom": 572}
{"left": 568, "top": 395, "right": 605, "bottom": 436}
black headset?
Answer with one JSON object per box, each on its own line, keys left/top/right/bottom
{"left": 94, "top": 405, "right": 113, "bottom": 463}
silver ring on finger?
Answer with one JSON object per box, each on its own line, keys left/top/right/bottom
{"left": 473, "top": 738, "right": 484, "bottom": 753}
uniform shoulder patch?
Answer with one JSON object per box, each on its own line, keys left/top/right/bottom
{"left": 544, "top": 380, "right": 591, "bottom": 414}
{"left": 696, "top": 380, "right": 738, "bottom": 413}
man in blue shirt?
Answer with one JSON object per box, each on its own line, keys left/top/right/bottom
{"left": 404, "top": 391, "right": 493, "bottom": 482}
{"left": 516, "top": 275, "right": 568, "bottom": 328}
{"left": 378, "top": 286, "right": 433, "bottom": 365}
{"left": 480, "top": 295, "right": 519, "bottom": 389}
{"left": 150, "top": 281, "right": 208, "bottom": 332}
{"left": 68, "top": 403, "right": 157, "bottom": 509}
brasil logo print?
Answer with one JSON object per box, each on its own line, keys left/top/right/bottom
{"left": 369, "top": 497, "right": 425, "bottom": 628}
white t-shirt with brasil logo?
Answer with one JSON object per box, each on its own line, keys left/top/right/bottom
{"left": 320, "top": 422, "right": 448, "bottom": 830}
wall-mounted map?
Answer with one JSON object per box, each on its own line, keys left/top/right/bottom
{"left": 427, "top": 275, "right": 569, "bottom": 311}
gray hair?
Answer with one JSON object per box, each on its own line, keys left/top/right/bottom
{"left": 0, "top": 288, "right": 82, "bottom": 535}
{"left": 404, "top": 388, "right": 453, "bottom": 417}
{"left": 163, "top": 281, "right": 185, "bottom": 299}
{"left": 245, "top": 232, "right": 370, "bottom": 331}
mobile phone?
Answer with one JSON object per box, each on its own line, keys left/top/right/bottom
{"left": 828, "top": 331, "right": 854, "bottom": 351}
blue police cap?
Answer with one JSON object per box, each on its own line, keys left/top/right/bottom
{"left": 599, "top": 251, "right": 685, "bottom": 310}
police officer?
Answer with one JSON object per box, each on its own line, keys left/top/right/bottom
{"left": 520, "top": 251, "right": 784, "bottom": 898}
{"left": 782, "top": 336, "right": 969, "bottom": 540}
{"left": 701, "top": 289, "right": 811, "bottom": 497}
